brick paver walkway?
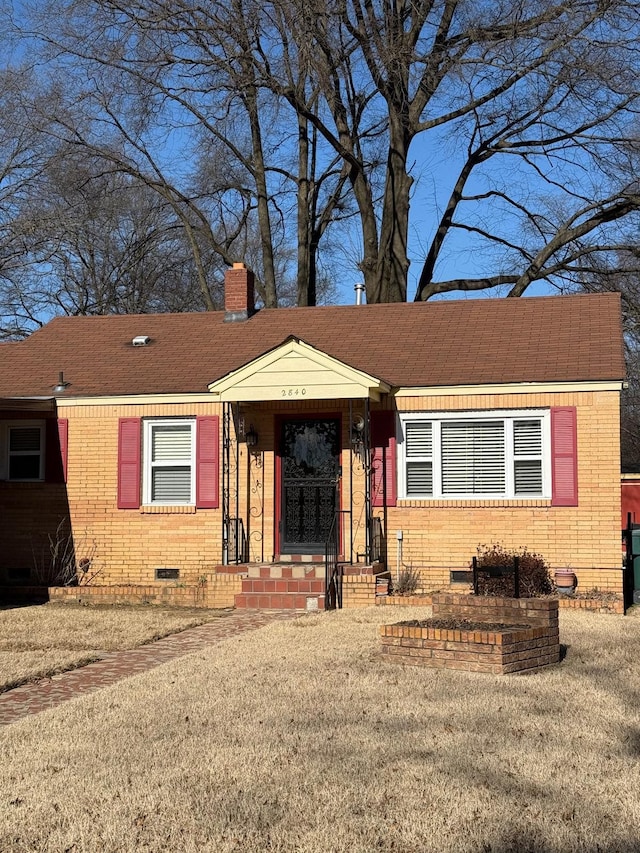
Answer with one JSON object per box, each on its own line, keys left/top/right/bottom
{"left": 0, "top": 609, "right": 298, "bottom": 727}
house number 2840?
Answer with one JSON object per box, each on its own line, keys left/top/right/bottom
{"left": 281, "top": 388, "right": 307, "bottom": 396}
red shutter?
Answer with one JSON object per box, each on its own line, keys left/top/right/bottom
{"left": 58, "top": 419, "right": 68, "bottom": 482}
{"left": 45, "top": 418, "right": 68, "bottom": 483}
{"left": 551, "top": 407, "right": 578, "bottom": 506}
{"left": 196, "top": 416, "right": 219, "bottom": 509}
{"left": 371, "top": 410, "right": 397, "bottom": 508}
{"left": 117, "top": 418, "right": 141, "bottom": 509}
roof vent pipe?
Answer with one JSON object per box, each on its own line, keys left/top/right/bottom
{"left": 354, "top": 283, "right": 365, "bottom": 305}
{"left": 53, "top": 371, "right": 69, "bottom": 393}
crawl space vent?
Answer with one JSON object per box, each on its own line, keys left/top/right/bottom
{"left": 155, "top": 568, "right": 180, "bottom": 581}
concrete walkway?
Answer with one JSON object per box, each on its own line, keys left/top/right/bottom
{"left": 0, "top": 609, "right": 298, "bottom": 727}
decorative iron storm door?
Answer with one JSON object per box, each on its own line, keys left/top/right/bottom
{"left": 280, "top": 418, "right": 340, "bottom": 554}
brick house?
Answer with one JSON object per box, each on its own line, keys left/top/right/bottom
{"left": 0, "top": 265, "right": 626, "bottom": 608}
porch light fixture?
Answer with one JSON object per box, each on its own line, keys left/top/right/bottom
{"left": 351, "top": 414, "right": 366, "bottom": 459}
{"left": 245, "top": 425, "right": 259, "bottom": 447}
{"left": 351, "top": 414, "right": 365, "bottom": 444}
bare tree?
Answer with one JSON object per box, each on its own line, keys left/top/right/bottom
{"left": 7, "top": 0, "right": 640, "bottom": 310}
{"left": 17, "top": 0, "right": 353, "bottom": 308}
{"left": 254, "top": 0, "right": 640, "bottom": 302}
{"left": 0, "top": 64, "right": 56, "bottom": 337}
{"left": 572, "top": 244, "right": 640, "bottom": 469}
{"left": 21, "top": 154, "right": 215, "bottom": 317}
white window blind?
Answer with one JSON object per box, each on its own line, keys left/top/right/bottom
{"left": 146, "top": 422, "right": 194, "bottom": 504}
{"left": 441, "top": 421, "right": 505, "bottom": 495}
{"left": 513, "top": 419, "right": 543, "bottom": 495}
{"left": 400, "top": 411, "right": 549, "bottom": 500}
{"left": 405, "top": 422, "right": 433, "bottom": 495}
{"left": 8, "top": 425, "right": 43, "bottom": 480}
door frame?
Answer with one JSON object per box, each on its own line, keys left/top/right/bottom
{"left": 274, "top": 412, "right": 342, "bottom": 557}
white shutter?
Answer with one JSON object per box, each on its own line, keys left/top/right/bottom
{"left": 405, "top": 422, "right": 432, "bottom": 457}
{"left": 404, "top": 422, "right": 433, "bottom": 495}
{"left": 152, "top": 425, "right": 192, "bottom": 461}
{"left": 441, "top": 421, "right": 505, "bottom": 495}
{"left": 152, "top": 467, "right": 192, "bottom": 502}
{"left": 407, "top": 462, "right": 433, "bottom": 495}
{"left": 513, "top": 420, "right": 542, "bottom": 455}
{"left": 8, "top": 425, "right": 43, "bottom": 481}
{"left": 514, "top": 460, "right": 543, "bottom": 494}
{"left": 513, "top": 419, "right": 543, "bottom": 494}
{"left": 147, "top": 422, "right": 194, "bottom": 503}
{"left": 9, "top": 427, "right": 41, "bottom": 452}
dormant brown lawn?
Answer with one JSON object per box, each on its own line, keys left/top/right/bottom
{"left": 0, "top": 603, "right": 220, "bottom": 692}
{"left": 1, "top": 606, "right": 640, "bottom": 853}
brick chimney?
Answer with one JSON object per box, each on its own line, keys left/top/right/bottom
{"left": 224, "top": 262, "right": 255, "bottom": 322}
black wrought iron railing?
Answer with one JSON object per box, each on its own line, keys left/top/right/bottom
{"left": 227, "top": 517, "right": 248, "bottom": 564}
{"left": 325, "top": 512, "right": 342, "bottom": 610}
{"left": 370, "top": 516, "right": 384, "bottom": 565}
{"left": 622, "top": 512, "right": 636, "bottom": 613}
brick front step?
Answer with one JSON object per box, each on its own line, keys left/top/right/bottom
{"left": 235, "top": 576, "right": 326, "bottom": 611}
{"left": 235, "top": 593, "right": 325, "bottom": 611}
{"left": 246, "top": 563, "right": 326, "bottom": 580}
{"left": 241, "top": 578, "right": 325, "bottom": 594}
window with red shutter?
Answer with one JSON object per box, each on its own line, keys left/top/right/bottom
{"left": 123, "top": 416, "right": 220, "bottom": 508}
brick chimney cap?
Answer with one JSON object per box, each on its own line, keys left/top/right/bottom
{"left": 232, "top": 262, "right": 246, "bottom": 270}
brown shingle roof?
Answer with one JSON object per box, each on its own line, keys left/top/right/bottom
{"left": 0, "top": 293, "right": 625, "bottom": 398}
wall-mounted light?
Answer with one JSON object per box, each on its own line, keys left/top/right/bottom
{"left": 245, "top": 425, "right": 259, "bottom": 447}
{"left": 351, "top": 414, "right": 365, "bottom": 445}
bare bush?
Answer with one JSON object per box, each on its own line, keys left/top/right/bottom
{"left": 472, "top": 543, "right": 553, "bottom": 598}
{"left": 31, "top": 519, "right": 100, "bottom": 586}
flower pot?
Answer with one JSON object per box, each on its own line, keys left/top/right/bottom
{"left": 554, "top": 569, "right": 576, "bottom": 595}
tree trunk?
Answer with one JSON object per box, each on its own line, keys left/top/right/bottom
{"left": 365, "top": 115, "right": 412, "bottom": 303}
{"left": 242, "top": 79, "right": 278, "bottom": 308}
{"left": 296, "top": 114, "right": 315, "bottom": 306}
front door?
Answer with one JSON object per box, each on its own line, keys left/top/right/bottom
{"left": 279, "top": 418, "right": 340, "bottom": 554}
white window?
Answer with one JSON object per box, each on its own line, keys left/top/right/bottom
{"left": 143, "top": 420, "right": 195, "bottom": 505}
{"left": 3, "top": 422, "right": 45, "bottom": 481}
{"left": 398, "top": 411, "right": 550, "bottom": 499}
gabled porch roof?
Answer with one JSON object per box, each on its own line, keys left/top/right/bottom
{"left": 207, "top": 337, "right": 390, "bottom": 401}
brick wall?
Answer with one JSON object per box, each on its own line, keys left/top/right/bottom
{"left": 10, "top": 386, "right": 620, "bottom": 595}
{"left": 57, "top": 401, "right": 224, "bottom": 586}
{"left": 431, "top": 592, "right": 559, "bottom": 628}
{"left": 384, "top": 389, "right": 622, "bottom": 592}
{"left": 0, "top": 482, "right": 70, "bottom": 577}
{"left": 342, "top": 574, "right": 378, "bottom": 608}
{"left": 48, "top": 571, "right": 243, "bottom": 609}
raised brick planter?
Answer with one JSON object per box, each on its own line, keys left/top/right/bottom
{"left": 376, "top": 594, "right": 433, "bottom": 607}
{"left": 558, "top": 596, "right": 624, "bottom": 615}
{"left": 380, "top": 593, "right": 560, "bottom": 675}
{"left": 47, "top": 574, "right": 244, "bottom": 609}
{"left": 376, "top": 591, "right": 624, "bottom": 614}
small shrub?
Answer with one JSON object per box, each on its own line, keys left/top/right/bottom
{"left": 391, "top": 565, "right": 421, "bottom": 596}
{"left": 472, "top": 543, "right": 553, "bottom": 598}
